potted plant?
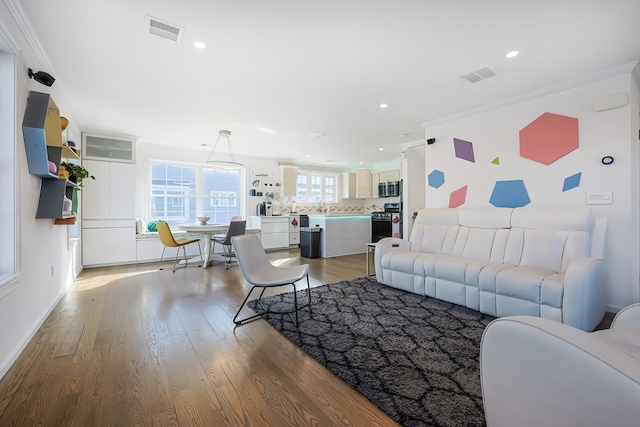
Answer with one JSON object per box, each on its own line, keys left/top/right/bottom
{"left": 60, "top": 162, "right": 95, "bottom": 189}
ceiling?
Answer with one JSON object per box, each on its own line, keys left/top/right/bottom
{"left": 16, "top": 0, "right": 640, "bottom": 170}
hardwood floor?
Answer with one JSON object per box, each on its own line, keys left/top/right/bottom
{"left": 0, "top": 249, "right": 399, "bottom": 426}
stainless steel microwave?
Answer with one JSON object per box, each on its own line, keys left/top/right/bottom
{"left": 378, "top": 181, "right": 400, "bottom": 197}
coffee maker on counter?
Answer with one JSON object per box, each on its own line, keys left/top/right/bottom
{"left": 256, "top": 201, "right": 273, "bottom": 216}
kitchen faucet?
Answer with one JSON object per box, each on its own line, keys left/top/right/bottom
{"left": 318, "top": 200, "right": 326, "bottom": 213}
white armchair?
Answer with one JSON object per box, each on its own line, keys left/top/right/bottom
{"left": 480, "top": 303, "right": 640, "bottom": 427}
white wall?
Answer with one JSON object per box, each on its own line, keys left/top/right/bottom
{"left": 421, "top": 69, "right": 640, "bottom": 311}
{"left": 0, "top": 1, "right": 81, "bottom": 378}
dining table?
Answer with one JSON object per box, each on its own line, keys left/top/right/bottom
{"left": 178, "top": 223, "right": 259, "bottom": 268}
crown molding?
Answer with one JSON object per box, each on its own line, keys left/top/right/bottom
{"left": 4, "top": 0, "right": 53, "bottom": 72}
{"left": 422, "top": 61, "right": 640, "bottom": 129}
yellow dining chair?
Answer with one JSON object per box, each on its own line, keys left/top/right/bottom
{"left": 156, "top": 220, "right": 203, "bottom": 272}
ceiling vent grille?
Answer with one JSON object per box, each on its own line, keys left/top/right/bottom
{"left": 148, "top": 16, "right": 184, "bottom": 43}
{"left": 310, "top": 132, "right": 331, "bottom": 139}
{"left": 460, "top": 66, "right": 498, "bottom": 83}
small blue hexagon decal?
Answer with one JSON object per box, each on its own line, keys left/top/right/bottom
{"left": 562, "top": 172, "right": 581, "bottom": 192}
{"left": 428, "top": 169, "right": 445, "bottom": 189}
{"left": 489, "top": 179, "right": 530, "bottom": 208}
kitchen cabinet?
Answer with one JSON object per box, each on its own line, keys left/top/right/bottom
{"left": 343, "top": 170, "right": 372, "bottom": 199}
{"left": 342, "top": 172, "right": 356, "bottom": 198}
{"left": 81, "top": 159, "right": 136, "bottom": 266}
{"left": 82, "top": 132, "right": 135, "bottom": 163}
{"left": 356, "top": 169, "right": 371, "bottom": 198}
{"left": 82, "top": 160, "right": 135, "bottom": 219}
{"left": 289, "top": 214, "right": 300, "bottom": 246}
{"left": 379, "top": 169, "right": 400, "bottom": 182}
{"left": 250, "top": 216, "right": 290, "bottom": 250}
{"left": 282, "top": 166, "right": 298, "bottom": 197}
{"left": 22, "top": 91, "right": 81, "bottom": 222}
{"left": 83, "top": 219, "right": 136, "bottom": 266}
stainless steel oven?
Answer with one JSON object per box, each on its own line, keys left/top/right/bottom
{"left": 371, "top": 202, "right": 402, "bottom": 242}
{"left": 371, "top": 211, "right": 392, "bottom": 242}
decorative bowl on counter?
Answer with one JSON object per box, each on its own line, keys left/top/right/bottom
{"left": 197, "top": 216, "right": 210, "bottom": 225}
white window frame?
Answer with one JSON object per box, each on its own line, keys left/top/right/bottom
{"left": 296, "top": 171, "right": 338, "bottom": 203}
{"left": 148, "top": 161, "right": 244, "bottom": 225}
{"left": 0, "top": 36, "right": 21, "bottom": 296}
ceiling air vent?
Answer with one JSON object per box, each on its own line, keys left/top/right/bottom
{"left": 460, "top": 66, "right": 498, "bottom": 83}
{"left": 310, "top": 132, "right": 331, "bottom": 139}
{"left": 148, "top": 16, "right": 184, "bottom": 43}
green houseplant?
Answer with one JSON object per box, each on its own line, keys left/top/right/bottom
{"left": 60, "top": 161, "right": 95, "bottom": 189}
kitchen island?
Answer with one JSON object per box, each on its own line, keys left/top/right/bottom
{"left": 307, "top": 214, "right": 370, "bottom": 258}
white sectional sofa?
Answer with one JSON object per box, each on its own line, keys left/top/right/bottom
{"left": 375, "top": 207, "right": 608, "bottom": 331}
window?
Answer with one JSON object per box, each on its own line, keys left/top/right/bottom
{"left": 202, "top": 167, "right": 240, "bottom": 224}
{"left": 296, "top": 172, "right": 336, "bottom": 202}
{"left": 0, "top": 43, "right": 18, "bottom": 288}
{"left": 150, "top": 163, "right": 196, "bottom": 225}
{"left": 149, "top": 162, "right": 242, "bottom": 226}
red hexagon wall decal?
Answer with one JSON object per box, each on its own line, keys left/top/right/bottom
{"left": 520, "top": 112, "right": 578, "bottom": 165}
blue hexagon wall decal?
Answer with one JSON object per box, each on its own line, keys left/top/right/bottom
{"left": 489, "top": 180, "right": 530, "bottom": 208}
{"left": 562, "top": 172, "right": 581, "bottom": 192}
{"left": 428, "top": 169, "right": 445, "bottom": 189}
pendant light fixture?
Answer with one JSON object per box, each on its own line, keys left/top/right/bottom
{"left": 206, "top": 130, "right": 243, "bottom": 169}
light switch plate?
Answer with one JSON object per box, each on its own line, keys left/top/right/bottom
{"left": 586, "top": 191, "right": 613, "bottom": 205}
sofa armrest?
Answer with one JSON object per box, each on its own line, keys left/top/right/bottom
{"left": 612, "top": 303, "right": 640, "bottom": 331}
{"left": 562, "top": 257, "right": 608, "bottom": 331}
{"left": 480, "top": 316, "right": 640, "bottom": 427}
{"left": 374, "top": 237, "right": 410, "bottom": 283}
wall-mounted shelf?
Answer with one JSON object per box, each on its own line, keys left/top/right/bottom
{"left": 22, "top": 91, "right": 82, "bottom": 222}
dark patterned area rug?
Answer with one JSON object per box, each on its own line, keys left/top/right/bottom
{"left": 248, "top": 276, "right": 495, "bottom": 427}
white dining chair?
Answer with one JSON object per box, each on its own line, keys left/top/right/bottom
{"left": 231, "top": 233, "right": 311, "bottom": 326}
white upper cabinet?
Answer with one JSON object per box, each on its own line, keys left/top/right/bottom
{"left": 82, "top": 160, "right": 135, "bottom": 220}
{"left": 82, "top": 132, "right": 136, "bottom": 163}
{"left": 356, "top": 169, "right": 371, "bottom": 198}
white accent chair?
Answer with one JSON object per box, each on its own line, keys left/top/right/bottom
{"left": 231, "top": 233, "right": 310, "bottom": 326}
{"left": 480, "top": 303, "right": 640, "bottom": 427}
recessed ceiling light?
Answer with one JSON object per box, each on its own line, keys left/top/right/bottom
{"left": 306, "top": 154, "right": 311, "bottom": 158}
{"left": 194, "top": 41, "right": 206, "bottom": 49}
{"left": 379, "top": 104, "right": 388, "bottom": 108}
{"left": 359, "top": 161, "right": 363, "bottom": 164}
{"left": 506, "top": 50, "right": 519, "bottom": 58}
{"left": 379, "top": 148, "right": 384, "bottom": 151}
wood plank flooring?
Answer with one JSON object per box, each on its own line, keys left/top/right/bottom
{"left": 0, "top": 249, "right": 399, "bottom": 426}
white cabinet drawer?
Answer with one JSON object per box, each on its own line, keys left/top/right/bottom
{"left": 261, "top": 222, "right": 289, "bottom": 233}
{"left": 84, "top": 241, "right": 136, "bottom": 266}
{"left": 83, "top": 227, "right": 135, "bottom": 243}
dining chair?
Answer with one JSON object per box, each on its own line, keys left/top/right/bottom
{"left": 211, "top": 215, "right": 242, "bottom": 242}
{"left": 212, "top": 220, "right": 246, "bottom": 268}
{"left": 231, "top": 233, "right": 311, "bottom": 326}
{"left": 156, "top": 220, "right": 203, "bottom": 272}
